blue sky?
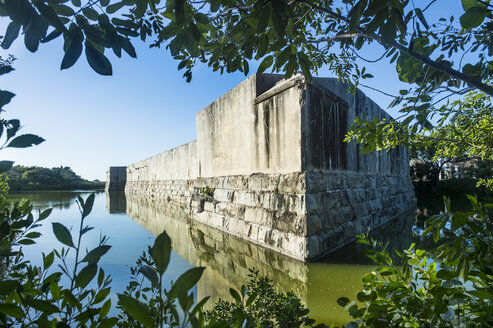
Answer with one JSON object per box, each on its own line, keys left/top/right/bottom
{"left": 0, "top": 1, "right": 462, "bottom": 180}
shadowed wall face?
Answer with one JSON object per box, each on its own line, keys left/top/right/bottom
{"left": 303, "top": 78, "right": 409, "bottom": 175}
{"left": 105, "top": 167, "right": 126, "bottom": 191}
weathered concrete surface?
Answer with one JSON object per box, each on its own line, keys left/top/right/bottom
{"left": 107, "top": 73, "right": 416, "bottom": 261}
{"left": 196, "top": 74, "right": 290, "bottom": 177}
{"left": 127, "top": 141, "right": 197, "bottom": 182}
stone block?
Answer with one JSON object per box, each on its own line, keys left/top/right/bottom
{"left": 213, "top": 189, "right": 235, "bottom": 202}
{"left": 204, "top": 201, "right": 216, "bottom": 212}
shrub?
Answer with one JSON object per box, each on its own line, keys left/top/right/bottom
{"left": 339, "top": 196, "right": 493, "bottom": 328}
{"left": 204, "top": 270, "right": 322, "bottom": 328}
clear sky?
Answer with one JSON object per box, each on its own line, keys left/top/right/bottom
{"left": 0, "top": 1, "right": 462, "bottom": 181}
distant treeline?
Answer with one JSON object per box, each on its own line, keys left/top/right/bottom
{"left": 3, "top": 166, "right": 105, "bottom": 191}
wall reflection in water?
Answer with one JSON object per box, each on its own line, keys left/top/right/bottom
{"left": 106, "top": 191, "right": 414, "bottom": 326}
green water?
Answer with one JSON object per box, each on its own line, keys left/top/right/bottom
{"left": 14, "top": 190, "right": 421, "bottom": 326}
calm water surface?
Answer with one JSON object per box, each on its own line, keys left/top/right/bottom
{"left": 13, "top": 190, "right": 425, "bottom": 326}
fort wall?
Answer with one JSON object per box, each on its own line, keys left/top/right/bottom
{"left": 107, "top": 74, "right": 415, "bottom": 261}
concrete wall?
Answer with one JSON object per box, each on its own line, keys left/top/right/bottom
{"left": 105, "top": 166, "right": 126, "bottom": 191}
{"left": 107, "top": 73, "right": 416, "bottom": 261}
{"left": 126, "top": 141, "right": 198, "bottom": 182}
{"left": 196, "top": 74, "right": 285, "bottom": 177}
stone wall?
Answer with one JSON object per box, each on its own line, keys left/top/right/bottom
{"left": 108, "top": 73, "right": 416, "bottom": 261}
{"left": 105, "top": 166, "right": 126, "bottom": 191}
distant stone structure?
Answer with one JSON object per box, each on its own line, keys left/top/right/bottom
{"left": 105, "top": 166, "right": 126, "bottom": 191}
{"left": 106, "top": 74, "right": 416, "bottom": 261}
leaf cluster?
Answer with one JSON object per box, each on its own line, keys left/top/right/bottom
{"left": 0, "top": 193, "right": 118, "bottom": 327}
{"left": 117, "top": 230, "right": 208, "bottom": 328}
{"left": 205, "top": 270, "right": 322, "bottom": 328}
{"left": 338, "top": 195, "right": 493, "bottom": 327}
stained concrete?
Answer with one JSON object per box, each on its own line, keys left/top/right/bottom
{"left": 107, "top": 73, "right": 416, "bottom": 261}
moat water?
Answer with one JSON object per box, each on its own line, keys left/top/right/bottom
{"left": 12, "top": 190, "right": 442, "bottom": 326}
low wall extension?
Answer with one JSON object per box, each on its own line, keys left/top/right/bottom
{"left": 107, "top": 73, "right": 416, "bottom": 261}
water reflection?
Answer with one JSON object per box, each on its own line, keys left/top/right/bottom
{"left": 108, "top": 191, "right": 415, "bottom": 326}
{"left": 9, "top": 190, "right": 103, "bottom": 211}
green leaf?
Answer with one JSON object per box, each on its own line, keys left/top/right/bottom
{"left": 0, "top": 161, "right": 14, "bottom": 173}
{"left": 415, "top": 8, "right": 429, "bottom": 29}
{"left": 6, "top": 119, "right": 20, "bottom": 140}
{"left": 50, "top": 282, "right": 61, "bottom": 299}
{"left": 52, "top": 222, "right": 74, "bottom": 247}
{"left": 85, "top": 45, "right": 113, "bottom": 76}
{"left": 100, "top": 0, "right": 110, "bottom": 6}
{"left": 34, "top": 2, "right": 66, "bottom": 31}
{"left": 433, "top": 227, "right": 440, "bottom": 243}
{"left": 39, "top": 208, "right": 52, "bottom": 221}
{"left": 82, "top": 193, "right": 95, "bottom": 218}
{"left": 459, "top": 7, "right": 487, "bottom": 29}
{"left": 0, "top": 90, "right": 15, "bottom": 107}
{"left": 0, "top": 65, "right": 14, "bottom": 76}
{"left": 229, "top": 288, "right": 241, "bottom": 303}
{"left": 53, "top": 4, "right": 75, "bottom": 16}
{"left": 190, "top": 296, "right": 209, "bottom": 318}
{"left": 17, "top": 238, "right": 36, "bottom": 245}
{"left": 0, "top": 303, "right": 24, "bottom": 318}
{"left": 257, "top": 55, "right": 273, "bottom": 74}
{"left": 100, "top": 299, "right": 111, "bottom": 317}
{"left": 94, "top": 287, "right": 110, "bottom": 304}
{"left": 0, "top": 280, "right": 19, "bottom": 295}
{"left": 245, "top": 291, "right": 257, "bottom": 307}
{"left": 25, "top": 232, "right": 41, "bottom": 239}
{"left": 6, "top": 134, "right": 45, "bottom": 148}
{"left": 117, "top": 294, "right": 155, "bottom": 328}
{"left": 41, "top": 29, "right": 63, "bottom": 43}
{"left": 298, "top": 52, "right": 311, "bottom": 81}
{"left": 71, "top": 0, "right": 81, "bottom": 6}
{"left": 82, "top": 7, "right": 99, "bottom": 21}
{"left": 60, "top": 39, "right": 82, "bottom": 70}
{"left": 468, "top": 289, "right": 493, "bottom": 300}
{"left": 138, "top": 265, "right": 159, "bottom": 287}
{"left": 461, "top": 0, "right": 478, "bottom": 10}
{"left": 106, "top": 2, "right": 124, "bottom": 14}
{"left": 174, "top": 0, "right": 184, "bottom": 23}
{"left": 337, "top": 297, "right": 350, "bottom": 307}
{"left": 0, "top": 221, "right": 10, "bottom": 234}
{"left": 98, "top": 318, "right": 118, "bottom": 328}
{"left": 168, "top": 267, "right": 205, "bottom": 300}
{"left": 75, "top": 263, "right": 98, "bottom": 288}
{"left": 1, "top": 21, "right": 21, "bottom": 49}
{"left": 119, "top": 36, "right": 137, "bottom": 58}
{"left": 24, "top": 14, "right": 49, "bottom": 52}
{"left": 82, "top": 245, "right": 111, "bottom": 264}
{"left": 25, "top": 299, "right": 59, "bottom": 313}
{"left": 151, "top": 230, "right": 171, "bottom": 275}
{"left": 43, "top": 251, "right": 55, "bottom": 269}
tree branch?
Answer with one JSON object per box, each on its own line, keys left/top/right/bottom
{"left": 296, "top": 0, "right": 493, "bottom": 97}
{"left": 307, "top": 32, "right": 366, "bottom": 44}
